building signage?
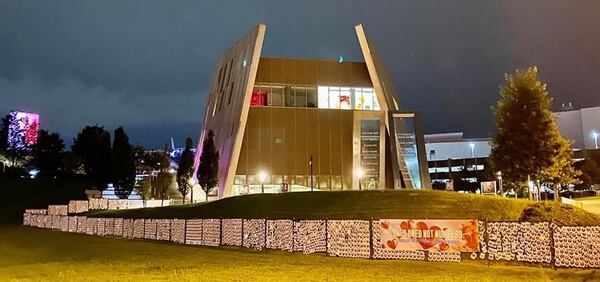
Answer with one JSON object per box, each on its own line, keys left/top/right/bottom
{"left": 480, "top": 181, "right": 496, "bottom": 195}
{"left": 360, "top": 119, "right": 380, "bottom": 187}
{"left": 379, "top": 219, "right": 479, "bottom": 252}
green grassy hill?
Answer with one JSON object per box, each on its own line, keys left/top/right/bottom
{"left": 0, "top": 176, "right": 90, "bottom": 224}
{"left": 88, "top": 190, "right": 600, "bottom": 225}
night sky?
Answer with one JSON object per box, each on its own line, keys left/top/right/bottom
{"left": 2, "top": 0, "right": 599, "bottom": 148}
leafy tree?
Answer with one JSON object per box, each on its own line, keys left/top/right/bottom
{"left": 491, "top": 67, "right": 580, "bottom": 200}
{"left": 137, "top": 177, "right": 153, "bottom": 200}
{"left": 153, "top": 145, "right": 174, "bottom": 206}
{"left": 59, "top": 151, "right": 84, "bottom": 174}
{"left": 574, "top": 158, "right": 600, "bottom": 190}
{"left": 0, "top": 114, "right": 10, "bottom": 153}
{"left": 72, "top": 125, "right": 113, "bottom": 190}
{"left": 197, "top": 130, "right": 219, "bottom": 201}
{"left": 112, "top": 127, "right": 136, "bottom": 199}
{"left": 176, "top": 138, "right": 195, "bottom": 203}
{"left": 30, "top": 130, "right": 65, "bottom": 173}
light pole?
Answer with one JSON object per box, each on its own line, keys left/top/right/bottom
{"left": 309, "top": 155, "right": 314, "bottom": 192}
{"left": 593, "top": 131, "right": 599, "bottom": 149}
{"left": 356, "top": 168, "right": 364, "bottom": 191}
{"left": 469, "top": 142, "right": 475, "bottom": 158}
{"left": 259, "top": 171, "right": 267, "bottom": 194}
{"left": 496, "top": 171, "right": 503, "bottom": 197}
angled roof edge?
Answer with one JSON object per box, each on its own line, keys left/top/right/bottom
{"left": 355, "top": 24, "right": 400, "bottom": 111}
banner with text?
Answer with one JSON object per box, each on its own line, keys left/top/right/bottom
{"left": 379, "top": 219, "right": 479, "bottom": 252}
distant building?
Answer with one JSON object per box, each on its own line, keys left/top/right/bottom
{"left": 554, "top": 106, "right": 600, "bottom": 150}
{"left": 424, "top": 132, "right": 491, "bottom": 185}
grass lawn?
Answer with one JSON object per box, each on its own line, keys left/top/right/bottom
{"left": 1, "top": 226, "right": 598, "bottom": 281}
{"left": 88, "top": 190, "right": 600, "bottom": 226}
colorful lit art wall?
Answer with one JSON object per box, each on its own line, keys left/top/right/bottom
{"left": 7, "top": 111, "right": 39, "bottom": 149}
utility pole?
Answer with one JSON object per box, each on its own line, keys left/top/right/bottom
{"left": 309, "top": 155, "right": 314, "bottom": 192}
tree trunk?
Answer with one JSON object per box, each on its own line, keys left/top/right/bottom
{"left": 205, "top": 188, "right": 208, "bottom": 202}
{"left": 191, "top": 187, "right": 194, "bottom": 204}
{"left": 554, "top": 184, "right": 560, "bottom": 203}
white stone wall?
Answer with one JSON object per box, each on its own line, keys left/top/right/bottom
{"left": 327, "top": 220, "right": 371, "bottom": 258}
{"left": 243, "top": 219, "right": 265, "bottom": 250}
{"left": 88, "top": 199, "right": 109, "bottom": 210}
{"left": 170, "top": 219, "right": 186, "bottom": 244}
{"left": 185, "top": 219, "right": 203, "bottom": 245}
{"left": 144, "top": 219, "right": 157, "bottom": 240}
{"left": 21, "top": 209, "right": 600, "bottom": 269}
{"left": 222, "top": 219, "right": 243, "bottom": 246}
{"left": 485, "top": 222, "right": 552, "bottom": 263}
{"left": 48, "top": 205, "right": 68, "bottom": 216}
{"left": 202, "top": 219, "right": 221, "bottom": 247}
{"left": 554, "top": 226, "right": 600, "bottom": 268}
{"left": 68, "top": 200, "right": 89, "bottom": 214}
{"left": 156, "top": 219, "right": 171, "bottom": 241}
{"left": 266, "top": 220, "right": 293, "bottom": 252}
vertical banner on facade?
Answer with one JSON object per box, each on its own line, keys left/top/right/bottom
{"left": 379, "top": 219, "right": 479, "bottom": 252}
{"left": 360, "top": 119, "right": 380, "bottom": 189}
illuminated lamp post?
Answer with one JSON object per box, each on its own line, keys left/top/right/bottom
{"left": 593, "top": 131, "right": 599, "bottom": 149}
{"left": 356, "top": 168, "right": 364, "bottom": 191}
{"left": 469, "top": 142, "right": 475, "bottom": 158}
{"left": 259, "top": 171, "right": 267, "bottom": 194}
{"left": 496, "top": 171, "right": 503, "bottom": 197}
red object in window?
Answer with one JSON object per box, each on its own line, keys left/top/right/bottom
{"left": 340, "top": 95, "right": 351, "bottom": 104}
{"left": 251, "top": 90, "right": 267, "bottom": 106}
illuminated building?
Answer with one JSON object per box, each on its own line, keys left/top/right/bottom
{"left": 554, "top": 106, "right": 600, "bottom": 150}
{"left": 7, "top": 111, "right": 39, "bottom": 150}
{"left": 193, "top": 24, "right": 431, "bottom": 197}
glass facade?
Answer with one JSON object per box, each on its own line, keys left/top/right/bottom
{"left": 251, "top": 83, "right": 379, "bottom": 111}
{"left": 392, "top": 115, "right": 423, "bottom": 189}
{"left": 233, "top": 107, "right": 356, "bottom": 195}
{"left": 318, "top": 86, "right": 380, "bottom": 110}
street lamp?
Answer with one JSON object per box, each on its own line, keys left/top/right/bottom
{"left": 356, "top": 168, "right": 364, "bottom": 191}
{"left": 593, "top": 131, "right": 599, "bottom": 149}
{"left": 496, "top": 171, "right": 503, "bottom": 197}
{"left": 469, "top": 142, "right": 475, "bottom": 158}
{"left": 259, "top": 171, "right": 267, "bottom": 194}
{"left": 309, "top": 155, "right": 314, "bottom": 192}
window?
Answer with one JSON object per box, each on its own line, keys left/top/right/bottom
{"left": 250, "top": 84, "right": 378, "bottom": 111}
{"left": 318, "top": 86, "right": 379, "bottom": 110}
{"left": 295, "top": 87, "right": 307, "bottom": 107}
{"left": 284, "top": 86, "right": 294, "bottom": 107}
{"left": 306, "top": 87, "right": 317, "bottom": 108}
{"left": 271, "top": 85, "right": 284, "bottom": 106}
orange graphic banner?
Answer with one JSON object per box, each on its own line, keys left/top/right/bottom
{"left": 379, "top": 219, "right": 479, "bottom": 252}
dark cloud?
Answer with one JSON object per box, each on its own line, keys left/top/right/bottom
{"left": 1, "top": 0, "right": 599, "bottom": 147}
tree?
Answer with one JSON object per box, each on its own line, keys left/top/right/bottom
{"left": 574, "top": 158, "right": 600, "bottom": 190}
{"left": 59, "top": 151, "right": 84, "bottom": 175}
{"left": 197, "top": 130, "right": 219, "bottom": 202}
{"left": 72, "top": 125, "right": 113, "bottom": 190}
{"left": 137, "top": 177, "right": 153, "bottom": 200}
{"left": 153, "top": 145, "right": 174, "bottom": 206}
{"left": 176, "top": 138, "right": 195, "bottom": 203}
{"left": 491, "top": 67, "right": 580, "bottom": 200}
{"left": 0, "top": 114, "right": 10, "bottom": 153}
{"left": 112, "top": 127, "right": 136, "bottom": 199}
{"left": 30, "top": 130, "right": 65, "bottom": 173}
